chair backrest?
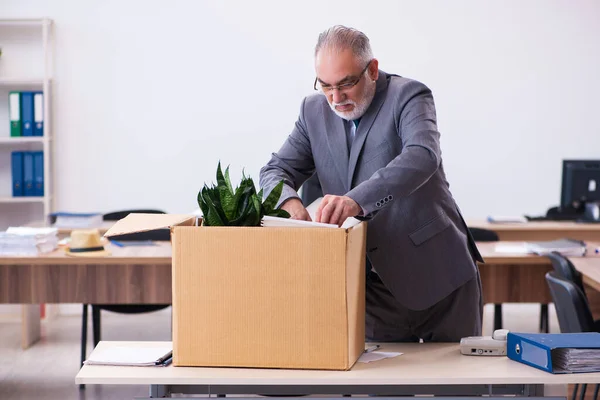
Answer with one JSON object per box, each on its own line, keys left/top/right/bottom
{"left": 104, "top": 209, "right": 170, "bottom": 241}
{"left": 103, "top": 209, "right": 166, "bottom": 221}
{"left": 546, "top": 251, "right": 585, "bottom": 293}
{"left": 545, "top": 271, "right": 595, "bottom": 333}
{"left": 468, "top": 227, "right": 499, "bottom": 242}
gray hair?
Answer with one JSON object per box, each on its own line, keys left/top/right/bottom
{"left": 314, "top": 25, "right": 373, "bottom": 65}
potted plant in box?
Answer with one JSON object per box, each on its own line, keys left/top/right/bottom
{"left": 197, "top": 162, "right": 290, "bottom": 226}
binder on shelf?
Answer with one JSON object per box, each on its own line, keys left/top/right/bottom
{"left": 21, "top": 92, "right": 34, "bottom": 137}
{"left": 33, "top": 151, "right": 44, "bottom": 196}
{"left": 9, "top": 91, "right": 21, "bottom": 137}
{"left": 33, "top": 91, "right": 44, "bottom": 136}
{"left": 507, "top": 332, "right": 600, "bottom": 374}
{"left": 11, "top": 151, "right": 24, "bottom": 197}
{"left": 23, "top": 151, "right": 35, "bottom": 196}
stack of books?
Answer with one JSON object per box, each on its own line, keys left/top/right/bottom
{"left": 0, "top": 227, "right": 58, "bottom": 255}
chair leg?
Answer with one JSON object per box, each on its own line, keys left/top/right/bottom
{"left": 92, "top": 306, "right": 101, "bottom": 348}
{"left": 592, "top": 384, "right": 599, "bottom": 400}
{"left": 539, "top": 304, "right": 549, "bottom": 333}
{"left": 493, "top": 304, "right": 503, "bottom": 330}
{"left": 79, "top": 304, "right": 88, "bottom": 390}
{"left": 579, "top": 384, "right": 588, "bottom": 400}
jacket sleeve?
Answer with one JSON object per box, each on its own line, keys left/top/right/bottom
{"left": 259, "top": 97, "right": 316, "bottom": 207}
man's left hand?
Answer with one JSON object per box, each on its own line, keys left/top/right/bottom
{"left": 315, "top": 195, "right": 361, "bottom": 226}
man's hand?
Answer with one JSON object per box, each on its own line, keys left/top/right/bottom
{"left": 280, "top": 198, "right": 312, "bottom": 221}
{"left": 315, "top": 195, "right": 361, "bottom": 226}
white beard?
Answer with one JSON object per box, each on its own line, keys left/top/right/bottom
{"left": 328, "top": 78, "right": 377, "bottom": 120}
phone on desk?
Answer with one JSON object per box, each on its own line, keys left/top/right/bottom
{"left": 460, "top": 329, "right": 509, "bottom": 356}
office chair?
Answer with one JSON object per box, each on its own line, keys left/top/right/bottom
{"left": 546, "top": 251, "right": 600, "bottom": 331}
{"left": 545, "top": 272, "right": 599, "bottom": 400}
{"left": 80, "top": 209, "right": 171, "bottom": 388}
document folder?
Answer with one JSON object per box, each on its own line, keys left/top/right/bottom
{"left": 33, "top": 91, "right": 44, "bottom": 136}
{"left": 9, "top": 91, "right": 21, "bottom": 137}
{"left": 11, "top": 151, "right": 24, "bottom": 197}
{"left": 507, "top": 332, "right": 600, "bottom": 373}
{"left": 21, "top": 92, "right": 34, "bottom": 137}
{"left": 23, "top": 152, "right": 35, "bottom": 196}
{"left": 33, "top": 151, "right": 44, "bottom": 196}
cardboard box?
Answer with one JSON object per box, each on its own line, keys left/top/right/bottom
{"left": 105, "top": 213, "right": 366, "bottom": 370}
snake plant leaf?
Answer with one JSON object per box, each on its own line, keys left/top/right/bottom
{"left": 197, "top": 186, "right": 209, "bottom": 217}
{"left": 224, "top": 166, "right": 234, "bottom": 195}
{"left": 204, "top": 196, "right": 225, "bottom": 226}
{"left": 262, "top": 180, "right": 284, "bottom": 213}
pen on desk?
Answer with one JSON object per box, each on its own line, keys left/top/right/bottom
{"left": 110, "top": 240, "right": 124, "bottom": 248}
{"left": 364, "top": 345, "right": 381, "bottom": 353}
{"left": 160, "top": 357, "right": 172, "bottom": 367}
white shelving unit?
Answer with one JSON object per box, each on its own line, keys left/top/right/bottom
{"left": 0, "top": 18, "right": 53, "bottom": 230}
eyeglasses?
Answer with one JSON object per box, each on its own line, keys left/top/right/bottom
{"left": 313, "top": 60, "right": 372, "bottom": 93}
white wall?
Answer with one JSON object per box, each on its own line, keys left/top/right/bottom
{"left": 1, "top": 0, "right": 599, "bottom": 221}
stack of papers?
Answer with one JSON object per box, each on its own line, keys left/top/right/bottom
{"left": 261, "top": 216, "right": 360, "bottom": 229}
{"left": 0, "top": 227, "right": 58, "bottom": 255}
{"left": 84, "top": 344, "right": 173, "bottom": 367}
{"left": 487, "top": 215, "right": 528, "bottom": 223}
{"left": 261, "top": 197, "right": 361, "bottom": 229}
{"left": 553, "top": 348, "right": 600, "bottom": 373}
{"left": 51, "top": 212, "right": 103, "bottom": 228}
{"left": 524, "top": 239, "right": 587, "bottom": 256}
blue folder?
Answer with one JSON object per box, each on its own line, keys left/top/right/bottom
{"left": 21, "top": 92, "right": 35, "bottom": 137}
{"left": 33, "top": 151, "right": 44, "bottom": 196}
{"left": 11, "top": 151, "right": 24, "bottom": 197}
{"left": 23, "top": 151, "right": 35, "bottom": 196}
{"left": 507, "top": 332, "right": 600, "bottom": 373}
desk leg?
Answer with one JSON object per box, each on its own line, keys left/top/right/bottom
{"left": 21, "top": 305, "right": 41, "bottom": 349}
{"left": 150, "top": 384, "right": 170, "bottom": 398}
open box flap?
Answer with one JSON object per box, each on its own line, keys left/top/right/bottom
{"left": 103, "top": 213, "right": 196, "bottom": 238}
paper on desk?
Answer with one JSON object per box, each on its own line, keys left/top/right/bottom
{"left": 494, "top": 242, "right": 530, "bottom": 254}
{"left": 84, "top": 345, "right": 172, "bottom": 367}
{"left": 358, "top": 351, "right": 403, "bottom": 363}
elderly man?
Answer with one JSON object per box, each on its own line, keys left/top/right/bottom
{"left": 260, "top": 25, "right": 483, "bottom": 342}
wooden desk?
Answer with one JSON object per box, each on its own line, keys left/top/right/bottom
{"left": 476, "top": 242, "right": 554, "bottom": 304}
{"left": 4, "top": 241, "right": 599, "bottom": 349}
{"left": 76, "top": 341, "right": 600, "bottom": 398}
{"left": 468, "top": 220, "right": 600, "bottom": 241}
{"left": 0, "top": 242, "right": 171, "bottom": 348}
{"left": 477, "top": 242, "right": 600, "bottom": 303}
{"left": 569, "top": 257, "right": 600, "bottom": 294}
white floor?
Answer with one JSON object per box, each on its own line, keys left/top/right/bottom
{"left": 0, "top": 303, "right": 558, "bottom": 400}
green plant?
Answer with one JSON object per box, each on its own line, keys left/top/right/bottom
{"left": 197, "top": 162, "right": 290, "bottom": 226}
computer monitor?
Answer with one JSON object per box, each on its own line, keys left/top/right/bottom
{"left": 560, "top": 160, "right": 600, "bottom": 209}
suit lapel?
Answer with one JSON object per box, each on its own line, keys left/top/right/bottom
{"left": 324, "top": 108, "right": 349, "bottom": 190}
{"left": 347, "top": 73, "right": 389, "bottom": 188}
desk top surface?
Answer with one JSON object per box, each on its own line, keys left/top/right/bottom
{"left": 26, "top": 220, "right": 115, "bottom": 234}
{"left": 0, "top": 241, "right": 171, "bottom": 265}
{"left": 75, "top": 341, "right": 600, "bottom": 386}
{"left": 468, "top": 220, "right": 600, "bottom": 232}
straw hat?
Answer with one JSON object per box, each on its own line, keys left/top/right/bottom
{"left": 65, "top": 229, "right": 111, "bottom": 257}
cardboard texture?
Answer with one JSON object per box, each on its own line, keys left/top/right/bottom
{"left": 106, "top": 214, "right": 366, "bottom": 370}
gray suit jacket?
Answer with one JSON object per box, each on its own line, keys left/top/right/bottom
{"left": 260, "top": 71, "right": 483, "bottom": 310}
